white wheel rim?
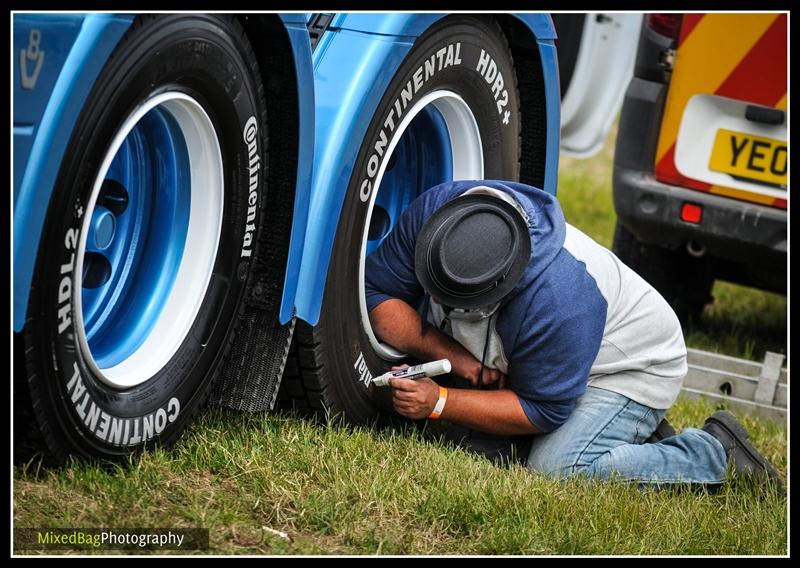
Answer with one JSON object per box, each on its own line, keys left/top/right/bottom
{"left": 74, "top": 92, "right": 224, "bottom": 389}
{"left": 358, "top": 90, "right": 483, "bottom": 361}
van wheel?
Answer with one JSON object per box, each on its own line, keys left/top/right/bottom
{"left": 612, "top": 222, "right": 713, "bottom": 325}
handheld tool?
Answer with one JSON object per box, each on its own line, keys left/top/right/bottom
{"left": 371, "top": 359, "right": 452, "bottom": 387}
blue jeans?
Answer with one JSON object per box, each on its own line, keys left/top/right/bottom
{"left": 525, "top": 387, "right": 728, "bottom": 485}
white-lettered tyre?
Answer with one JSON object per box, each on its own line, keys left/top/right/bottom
{"left": 280, "top": 16, "right": 522, "bottom": 423}
{"left": 15, "top": 15, "right": 267, "bottom": 463}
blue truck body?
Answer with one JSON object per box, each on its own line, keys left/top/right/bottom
{"left": 13, "top": 12, "right": 560, "bottom": 331}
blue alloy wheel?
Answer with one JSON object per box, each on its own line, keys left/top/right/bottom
{"left": 76, "top": 93, "right": 224, "bottom": 388}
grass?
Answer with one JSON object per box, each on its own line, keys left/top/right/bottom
{"left": 557, "top": 123, "right": 787, "bottom": 362}
{"left": 14, "top": 124, "right": 787, "bottom": 556}
{"left": 14, "top": 404, "right": 787, "bottom": 555}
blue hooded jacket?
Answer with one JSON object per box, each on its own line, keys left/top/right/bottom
{"left": 365, "top": 180, "right": 608, "bottom": 432}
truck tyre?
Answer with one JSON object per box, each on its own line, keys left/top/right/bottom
{"left": 612, "top": 221, "right": 713, "bottom": 325}
{"left": 280, "top": 16, "right": 522, "bottom": 423}
{"left": 15, "top": 15, "right": 268, "bottom": 464}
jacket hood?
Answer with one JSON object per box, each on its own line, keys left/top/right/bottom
{"left": 430, "top": 179, "right": 566, "bottom": 303}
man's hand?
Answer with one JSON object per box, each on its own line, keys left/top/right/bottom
{"left": 450, "top": 353, "right": 507, "bottom": 389}
{"left": 390, "top": 377, "right": 440, "bottom": 420}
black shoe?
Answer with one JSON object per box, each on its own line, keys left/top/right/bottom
{"left": 702, "top": 410, "right": 784, "bottom": 494}
{"left": 645, "top": 418, "right": 677, "bottom": 443}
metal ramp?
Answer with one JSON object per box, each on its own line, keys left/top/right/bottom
{"left": 680, "top": 348, "right": 787, "bottom": 423}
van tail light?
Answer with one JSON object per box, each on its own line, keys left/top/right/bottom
{"left": 646, "top": 13, "right": 683, "bottom": 39}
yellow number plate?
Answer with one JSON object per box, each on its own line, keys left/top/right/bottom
{"left": 709, "top": 129, "right": 787, "bottom": 187}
